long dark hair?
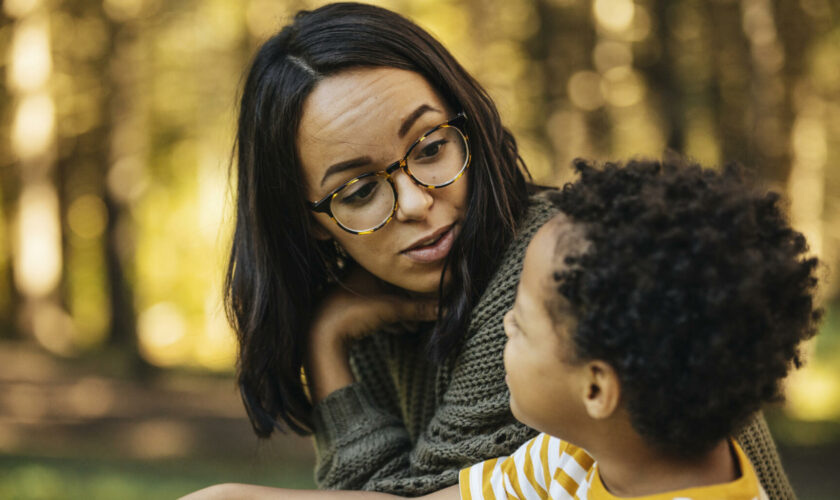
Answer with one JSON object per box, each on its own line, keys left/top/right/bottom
{"left": 227, "top": 2, "right": 530, "bottom": 437}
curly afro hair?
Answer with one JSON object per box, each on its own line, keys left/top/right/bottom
{"left": 548, "top": 158, "right": 822, "bottom": 458}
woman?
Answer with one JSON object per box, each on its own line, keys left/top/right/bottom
{"left": 224, "top": 2, "right": 796, "bottom": 499}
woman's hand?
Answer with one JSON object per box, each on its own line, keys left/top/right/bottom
{"left": 306, "top": 266, "right": 438, "bottom": 404}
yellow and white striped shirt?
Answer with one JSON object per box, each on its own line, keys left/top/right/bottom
{"left": 459, "top": 433, "right": 768, "bottom": 500}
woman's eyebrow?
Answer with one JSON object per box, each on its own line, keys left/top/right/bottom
{"left": 398, "top": 104, "right": 441, "bottom": 138}
{"left": 320, "top": 104, "right": 441, "bottom": 188}
{"left": 321, "top": 156, "right": 373, "bottom": 188}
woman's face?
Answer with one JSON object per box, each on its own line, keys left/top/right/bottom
{"left": 298, "top": 67, "right": 468, "bottom": 294}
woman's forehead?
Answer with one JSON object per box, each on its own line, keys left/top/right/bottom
{"left": 298, "top": 68, "right": 447, "bottom": 145}
{"left": 296, "top": 67, "right": 450, "bottom": 191}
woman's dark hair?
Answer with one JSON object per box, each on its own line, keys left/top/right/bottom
{"left": 226, "top": 2, "right": 530, "bottom": 436}
{"left": 549, "top": 158, "right": 822, "bottom": 457}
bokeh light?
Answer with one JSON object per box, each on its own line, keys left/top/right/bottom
{"left": 14, "top": 185, "right": 62, "bottom": 299}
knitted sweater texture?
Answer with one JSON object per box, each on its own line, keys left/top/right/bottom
{"left": 310, "top": 194, "right": 797, "bottom": 500}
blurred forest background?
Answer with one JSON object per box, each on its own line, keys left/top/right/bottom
{"left": 1, "top": 0, "right": 839, "bottom": 498}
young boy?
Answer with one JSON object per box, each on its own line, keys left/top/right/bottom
{"left": 182, "top": 159, "right": 820, "bottom": 500}
{"left": 461, "top": 159, "right": 821, "bottom": 500}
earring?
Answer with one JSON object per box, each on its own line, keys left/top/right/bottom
{"left": 333, "top": 240, "right": 350, "bottom": 269}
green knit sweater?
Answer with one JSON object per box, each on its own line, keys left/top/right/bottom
{"left": 311, "top": 194, "right": 797, "bottom": 500}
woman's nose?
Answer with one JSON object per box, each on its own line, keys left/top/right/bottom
{"left": 393, "top": 170, "right": 433, "bottom": 222}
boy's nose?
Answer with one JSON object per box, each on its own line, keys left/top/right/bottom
{"left": 392, "top": 170, "right": 433, "bottom": 222}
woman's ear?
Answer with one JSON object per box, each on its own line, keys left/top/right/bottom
{"left": 581, "top": 360, "right": 620, "bottom": 420}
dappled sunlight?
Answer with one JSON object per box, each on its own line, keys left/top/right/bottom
{"left": 786, "top": 363, "right": 840, "bottom": 422}
{"left": 107, "top": 155, "right": 150, "bottom": 204}
{"left": 196, "top": 293, "right": 237, "bottom": 371}
{"left": 607, "top": 102, "right": 666, "bottom": 159}
{"left": 138, "top": 302, "right": 190, "bottom": 367}
{"left": 8, "top": 18, "right": 51, "bottom": 92}
{"left": 593, "top": 0, "right": 634, "bottom": 33}
{"left": 601, "top": 66, "right": 645, "bottom": 107}
{"left": 593, "top": 40, "right": 633, "bottom": 73}
{"left": 67, "top": 195, "right": 108, "bottom": 240}
{"left": 103, "top": 0, "right": 144, "bottom": 21}
{"left": 14, "top": 186, "right": 62, "bottom": 299}
{"left": 11, "top": 93, "right": 54, "bottom": 160}
{"left": 568, "top": 71, "right": 605, "bottom": 111}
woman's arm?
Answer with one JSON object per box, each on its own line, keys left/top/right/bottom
{"left": 308, "top": 268, "right": 438, "bottom": 491}
{"left": 306, "top": 267, "right": 438, "bottom": 403}
{"left": 179, "top": 483, "right": 461, "bottom": 500}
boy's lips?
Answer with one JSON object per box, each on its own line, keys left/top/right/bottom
{"left": 401, "top": 224, "right": 456, "bottom": 263}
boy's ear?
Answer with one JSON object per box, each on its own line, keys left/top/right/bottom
{"left": 581, "top": 360, "right": 620, "bottom": 419}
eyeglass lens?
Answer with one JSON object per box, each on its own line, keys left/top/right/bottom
{"left": 331, "top": 126, "right": 468, "bottom": 233}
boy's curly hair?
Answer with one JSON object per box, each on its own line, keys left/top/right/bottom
{"left": 549, "top": 158, "right": 822, "bottom": 458}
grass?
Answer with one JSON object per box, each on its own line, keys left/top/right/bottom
{"left": 0, "top": 454, "right": 316, "bottom": 500}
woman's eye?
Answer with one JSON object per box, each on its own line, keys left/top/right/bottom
{"left": 339, "top": 180, "right": 378, "bottom": 205}
{"left": 415, "top": 139, "right": 447, "bottom": 160}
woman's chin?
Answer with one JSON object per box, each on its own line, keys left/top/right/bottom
{"left": 386, "top": 266, "right": 450, "bottom": 296}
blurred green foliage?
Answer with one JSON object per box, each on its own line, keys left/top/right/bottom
{"left": 0, "top": 455, "right": 315, "bottom": 500}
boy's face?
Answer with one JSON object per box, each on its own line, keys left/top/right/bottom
{"left": 503, "top": 215, "right": 590, "bottom": 439}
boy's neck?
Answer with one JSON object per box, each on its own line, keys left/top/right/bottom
{"left": 589, "top": 431, "right": 737, "bottom": 497}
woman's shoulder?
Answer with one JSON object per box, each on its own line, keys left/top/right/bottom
{"left": 510, "top": 188, "right": 562, "bottom": 261}
{"left": 465, "top": 189, "right": 561, "bottom": 327}
{"left": 523, "top": 187, "right": 561, "bottom": 229}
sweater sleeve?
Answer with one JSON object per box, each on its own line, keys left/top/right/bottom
{"left": 311, "top": 328, "right": 413, "bottom": 491}
{"left": 311, "top": 196, "right": 559, "bottom": 495}
{"left": 735, "top": 411, "right": 798, "bottom": 500}
{"left": 311, "top": 381, "right": 413, "bottom": 490}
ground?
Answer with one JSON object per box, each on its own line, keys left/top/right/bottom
{"left": 0, "top": 341, "right": 837, "bottom": 500}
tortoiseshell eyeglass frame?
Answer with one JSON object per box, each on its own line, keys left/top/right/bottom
{"left": 308, "top": 112, "right": 471, "bottom": 235}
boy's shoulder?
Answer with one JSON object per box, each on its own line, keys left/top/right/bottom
{"left": 587, "top": 439, "right": 767, "bottom": 500}
{"left": 459, "top": 434, "right": 767, "bottom": 500}
{"left": 459, "top": 433, "right": 595, "bottom": 500}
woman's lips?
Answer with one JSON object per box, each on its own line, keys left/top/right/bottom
{"left": 402, "top": 225, "right": 456, "bottom": 263}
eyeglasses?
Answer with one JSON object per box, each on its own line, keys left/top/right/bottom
{"left": 309, "top": 113, "right": 470, "bottom": 235}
